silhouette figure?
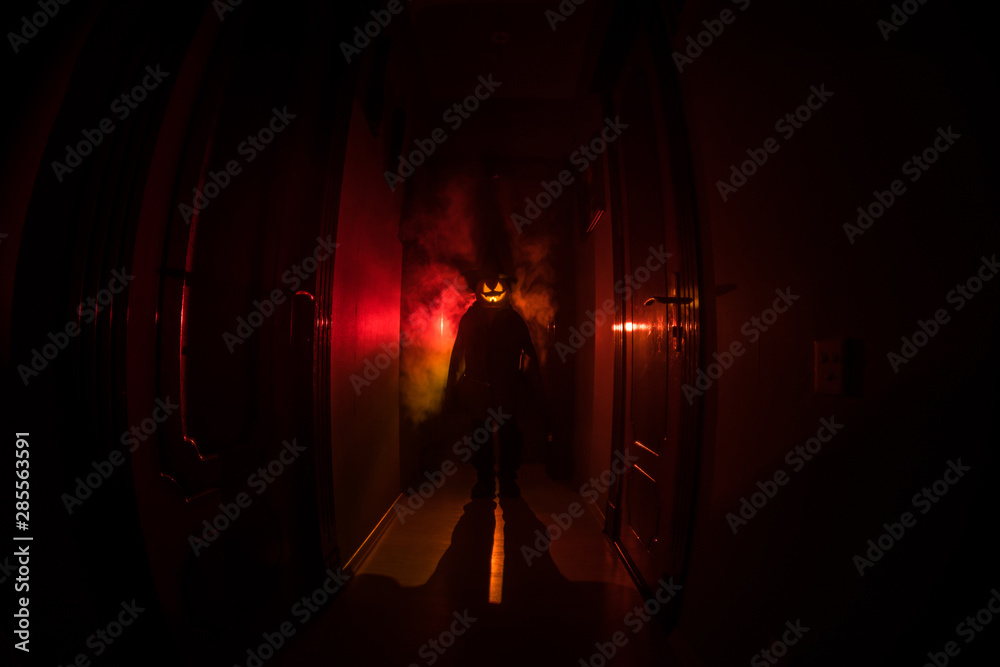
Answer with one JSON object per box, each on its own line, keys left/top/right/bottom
{"left": 446, "top": 273, "right": 540, "bottom": 498}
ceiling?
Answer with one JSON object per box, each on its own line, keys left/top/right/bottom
{"left": 406, "top": 0, "right": 607, "bottom": 101}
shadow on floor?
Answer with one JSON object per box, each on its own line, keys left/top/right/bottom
{"left": 277, "top": 494, "right": 663, "bottom": 667}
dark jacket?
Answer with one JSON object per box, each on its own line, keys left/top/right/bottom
{"left": 447, "top": 303, "right": 538, "bottom": 415}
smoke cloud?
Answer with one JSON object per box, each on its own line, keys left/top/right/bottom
{"left": 400, "top": 174, "right": 559, "bottom": 423}
{"left": 509, "top": 231, "right": 557, "bottom": 366}
{"left": 400, "top": 178, "right": 476, "bottom": 424}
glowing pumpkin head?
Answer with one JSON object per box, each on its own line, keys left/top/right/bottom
{"left": 476, "top": 276, "right": 510, "bottom": 308}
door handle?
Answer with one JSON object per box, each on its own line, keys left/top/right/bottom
{"left": 642, "top": 296, "right": 693, "bottom": 306}
{"left": 643, "top": 296, "right": 693, "bottom": 342}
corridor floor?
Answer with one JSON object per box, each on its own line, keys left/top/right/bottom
{"left": 276, "top": 463, "right": 677, "bottom": 667}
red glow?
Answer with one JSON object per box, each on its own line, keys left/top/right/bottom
{"left": 399, "top": 261, "right": 473, "bottom": 423}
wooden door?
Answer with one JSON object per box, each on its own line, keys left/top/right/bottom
{"left": 608, "top": 34, "right": 701, "bottom": 613}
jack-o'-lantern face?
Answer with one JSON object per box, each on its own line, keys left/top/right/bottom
{"left": 476, "top": 278, "right": 509, "bottom": 307}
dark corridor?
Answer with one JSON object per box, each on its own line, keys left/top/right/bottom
{"left": 2, "top": 1, "right": 999, "bottom": 666}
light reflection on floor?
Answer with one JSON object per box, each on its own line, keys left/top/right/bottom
{"left": 489, "top": 484, "right": 505, "bottom": 604}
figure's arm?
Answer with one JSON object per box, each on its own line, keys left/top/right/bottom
{"left": 443, "top": 319, "right": 466, "bottom": 413}
{"left": 519, "top": 321, "right": 550, "bottom": 433}
{"left": 520, "top": 321, "right": 542, "bottom": 380}
{"left": 522, "top": 327, "right": 539, "bottom": 364}
{"left": 446, "top": 318, "right": 466, "bottom": 389}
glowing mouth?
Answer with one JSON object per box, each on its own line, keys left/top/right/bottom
{"left": 484, "top": 295, "right": 504, "bottom": 302}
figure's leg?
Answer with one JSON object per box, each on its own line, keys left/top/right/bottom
{"left": 497, "top": 418, "right": 523, "bottom": 497}
{"left": 470, "top": 419, "right": 495, "bottom": 498}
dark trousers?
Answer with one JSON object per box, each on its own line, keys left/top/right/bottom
{"left": 471, "top": 416, "right": 523, "bottom": 481}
